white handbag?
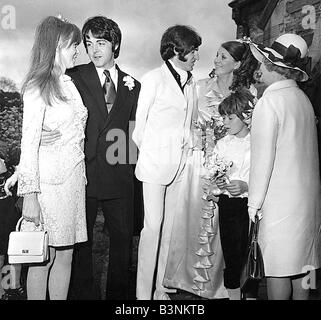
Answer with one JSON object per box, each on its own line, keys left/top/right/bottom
{"left": 8, "top": 217, "right": 49, "bottom": 264}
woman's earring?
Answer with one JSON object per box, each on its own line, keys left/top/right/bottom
{"left": 254, "top": 70, "right": 262, "bottom": 82}
{"left": 209, "top": 68, "right": 215, "bottom": 78}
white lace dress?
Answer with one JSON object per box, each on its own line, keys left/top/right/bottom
{"left": 18, "top": 75, "right": 88, "bottom": 247}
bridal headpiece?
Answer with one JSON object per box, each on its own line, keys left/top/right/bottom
{"left": 56, "top": 14, "right": 69, "bottom": 23}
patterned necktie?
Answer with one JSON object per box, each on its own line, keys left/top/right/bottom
{"left": 103, "top": 69, "right": 116, "bottom": 113}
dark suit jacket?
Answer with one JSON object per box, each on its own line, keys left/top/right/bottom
{"left": 67, "top": 62, "right": 141, "bottom": 199}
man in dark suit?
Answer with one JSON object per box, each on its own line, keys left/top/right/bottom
{"left": 65, "top": 16, "right": 141, "bottom": 300}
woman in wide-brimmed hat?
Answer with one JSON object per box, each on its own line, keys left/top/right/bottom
{"left": 247, "top": 33, "right": 321, "bottom": 300}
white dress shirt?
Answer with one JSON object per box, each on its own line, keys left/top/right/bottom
{"left": 214, "top": 132, "right": 251, "bottom": 198}
{"left": 168, "top": 60, "right": 188, "bottom": 87}
{"left": 96, "top": 64, "right": 118, "bottom": 90}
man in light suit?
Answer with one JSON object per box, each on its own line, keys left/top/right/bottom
{"left": 132, "top": 25, "right": 202, "bottom": 300}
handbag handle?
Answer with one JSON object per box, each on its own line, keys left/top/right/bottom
{"left": 250, "top": 214, "right": 260, "bottom": 261}
{"left": 15, "top": 217, "right": 44, "bottom": 232}
{"left": 252, "top": 214, "right": 260, "bottom": 242}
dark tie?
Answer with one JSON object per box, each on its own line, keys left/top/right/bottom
{"left": 103, "top": 69, "right": 116, "bottom": 113}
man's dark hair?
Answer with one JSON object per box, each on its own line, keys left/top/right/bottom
{"left": 82, "top": 16, "right": 122, "bottom": 58}
{"left": 160, "top": 25, "right": 202, "bottom": 62}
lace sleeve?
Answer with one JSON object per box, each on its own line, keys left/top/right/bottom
{"left": 17, "top": 89, "right": 46, "bottom": 196}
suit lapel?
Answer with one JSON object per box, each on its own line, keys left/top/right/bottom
{"left": 80, "top": 62, "right": 107, "bottom": 119}
{"left": 100, "top": 65, "right": 130, "bottom": 133}
{"left": 161, "top": 63, "right": 186, "bottom": 104}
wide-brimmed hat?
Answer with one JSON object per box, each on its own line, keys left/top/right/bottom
{"left": 249, "top": 33, "right": 310, "bottom": 81}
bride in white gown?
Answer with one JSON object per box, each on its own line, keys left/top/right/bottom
{"left": 163, "top": 39, "right": 258, "bottom": 299}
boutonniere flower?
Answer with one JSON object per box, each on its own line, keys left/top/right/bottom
{"left": 123, "top": 75, "right": 135, "bottom": 91}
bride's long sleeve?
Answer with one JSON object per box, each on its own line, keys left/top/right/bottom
{"left": 18, "top": 89, "right": 46, "bottom": 196}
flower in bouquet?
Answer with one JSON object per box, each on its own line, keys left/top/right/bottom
{"left": 201, "top": 153, "right": 233, "bottom": 200}
{"left": 204, "top": 153, "right": 233, "bottom": 182}
{"left": 193, "top": 116, "right": 227, "bottom": 153}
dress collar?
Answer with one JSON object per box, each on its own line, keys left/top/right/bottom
{"left": 204, "top": 76, "right": 226, "bottom": 100}
{"left": 263, "top": 79, "right": 297, "bottom": 96}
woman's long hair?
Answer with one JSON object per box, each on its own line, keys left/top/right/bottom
{"left": 210, "top": 41, "right": 258, "bottom": 92}
{"left": 21, "top": 16, "right": 81, "bottom": 106}
{"left": 223, "top": 41, "right": 258, "bottom": 91}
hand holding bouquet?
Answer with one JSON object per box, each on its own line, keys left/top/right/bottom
{"left": 204, "top": 153, "right": 233, "bottom": 181}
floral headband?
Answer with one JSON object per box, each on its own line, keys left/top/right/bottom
{"left": 57, "top": 14, "right": 69, "bottom": 23}
{"left": 241, "top": 97, "right": 258, "bottom": 129}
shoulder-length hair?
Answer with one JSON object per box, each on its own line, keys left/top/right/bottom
{"left": 82, "top": 16, "right": 122, "bottom": 59}
{"left": 21, "top": 16, "right": 81, "bottom": 106}
{"left": 220, "top": 41, "right": 258, "bottom": 91}
{"left": 160, "top": 25, "right": 202, "bottom": 62}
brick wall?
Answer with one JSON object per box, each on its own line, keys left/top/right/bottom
{"left": 231, "top": 0, "right": 321, "bottom": 169}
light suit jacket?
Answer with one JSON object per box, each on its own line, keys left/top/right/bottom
{"left": 132, "top": 63, "right": 197, "bottom": 185}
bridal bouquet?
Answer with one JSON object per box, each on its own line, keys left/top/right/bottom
{"left": 193, "top": 116, "right": 227, "bottom": 152}
{"left": 202, "top": 153, "right": 233, "bottom": 199}
{"left": 204, "top": 153, "right": 233, "bottom": 182}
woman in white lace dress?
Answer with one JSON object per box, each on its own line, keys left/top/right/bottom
{"left": 163, "top": 40, "right": 258, "bottom": 299}
{"left": 16, "top": 16, "right": 87, "bottom": 300}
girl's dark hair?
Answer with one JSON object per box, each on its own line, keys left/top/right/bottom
{"left": 82, "top": 16, "right": 122, "bottom": 59}
{"left": 21, "top": 16, "right": 81, "bottom": 106}
{"left": 160, "top": 25, "right": 202, "bottom": 61}
{"left": 210, "top": 41, "right": 258, "bottom": 91}
{"left": 218, "top": 89, "right": 255, "bottom": 121}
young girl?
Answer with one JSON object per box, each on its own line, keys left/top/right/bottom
{"left": 214, "top": 89, "right": 255, "bottom": 300}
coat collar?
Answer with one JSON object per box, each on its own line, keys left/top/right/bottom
{"left": 263, "top": 79, "right": 297, "bottom": 96}
{"left": 161, "top": 63, "right": 193, "bottom": 101}
{"left": 80, "top": 62, "right": 107, "bottom": 118}
{"left": 79, "top": 63, "right": 132, "bottom": 120}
